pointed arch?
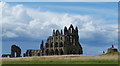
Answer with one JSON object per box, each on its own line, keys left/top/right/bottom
{"left": 11, "top": 45, "right": 21, "bottom": 57}
{"left": 45, "top": 49, "right": 49, "bottom": 55}
{"left": 51, "top": 49, "right": 54, "bottom": 55}
{"left": 55, "top": 42, "right": 58, "bottom": 47}
{"left": 46, "top": 43, "right": 49, "bottom": 48}
{"left": 60, "top": 42, "right": 63, "bottom": 47}
{"left": 60, "top": 49, "right": 64, "bottom": 55}
{"left": 50, "top": 42, "right": 53, "bottom": 47}
{"left": 55, "top": 49, "right": 59, "bottom": 55}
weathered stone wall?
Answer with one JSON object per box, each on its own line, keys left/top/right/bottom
{"left": 2, "top": 54, "right": 11, "bottom": 58}
{"left": 40, "top": 24, "right": 83, "bottom": 56}
{"left": 24, "top": 24, "right": 83, "bottom": 57}
{"left": 25, "top": 49, "right": 41, "bottom": 57}
{"left": 2, "top": 45, "right": 21, "bottom": 58}
{"left": 11, "top": 45, "right": 21, "bottom": 57}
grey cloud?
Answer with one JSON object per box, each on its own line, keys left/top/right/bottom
{"left": 1, "top": 2, "right": 118, "bottom": 48}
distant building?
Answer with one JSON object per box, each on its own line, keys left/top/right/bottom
{"left": 24, "top": 24, "right": 83, "bottom": 56}
{"left": 107, "top": 45, "right": 118, "bottom": 53}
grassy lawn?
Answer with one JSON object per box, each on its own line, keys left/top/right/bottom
{"left": 2, "top": 53, "right": 119, "bottom": 64}
{"left": 2, "top": 60, "right": 118, "bottom": 64}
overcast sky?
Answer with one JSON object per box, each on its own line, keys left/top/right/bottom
{"left": 1, "top": 2, "right": 118, "bottom": 55}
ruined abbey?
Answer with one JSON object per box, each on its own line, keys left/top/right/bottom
{"left": 2, "top": 45, "right": 21, "bottom": 57}
{"left": 24, "top": 24, "right": 83, "bottom": 57}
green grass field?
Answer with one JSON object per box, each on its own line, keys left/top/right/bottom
{"left": 2, "top": 52, "right": 119, "bottom": 64}
{"left": 2, "top": 60, "right": 118, "bottom": 64}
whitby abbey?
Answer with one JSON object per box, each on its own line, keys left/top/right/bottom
{"left": 25, "top": 24, "right": 83, "bottom": 56}
{"left": 2, "top": 24, "right": 83, "bottom": 57}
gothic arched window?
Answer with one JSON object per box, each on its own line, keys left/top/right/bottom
{"left": 60, "top": 49, "right": 63, "bottom": 55}
{"left": 56, "top": 37, "right": 58, "bottom": 40}
{"left": 60, "top": 42, "right": 63, "bottom": 47}
{"left": 46, "top": 43, "right": 49, "bottom": 48}
{"left": 50, "top": 49, "right": 54, "bottom": 55}
{"left": 55, "top": 42, "right": 58, "bottom": 47}
{"left": 70, "top": 28, "right": 72, "bottom": 33}
{"left": 70, "top": 36, "right": 72, "bottom": 43}
{"left": 61, "top": 37, "right": 63, "bottom": 40}
{"left": 50, "top": 42, "right": 53, "bottom": 47}
{"left": 55, "top": 49, "right": 59, "bottom": 55}
{"left": 45, "top": 49, "right": 49, "bottom": 55}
